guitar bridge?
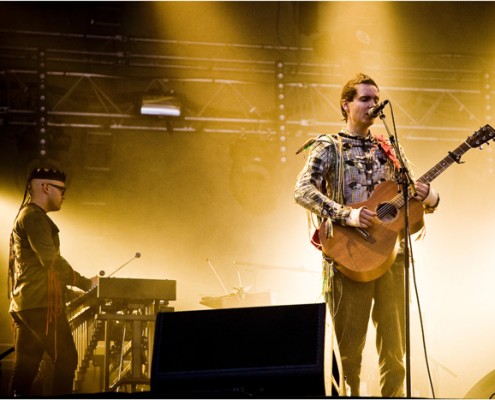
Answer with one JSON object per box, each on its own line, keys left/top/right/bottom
{"left": 356, "top": 227, "right": 376, "bottom": 244}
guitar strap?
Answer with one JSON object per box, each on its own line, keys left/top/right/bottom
{"left": 298, "top": 134, "right": 344, "bottom": 251}
{"left": 296, "top": 133, "right": 344, "bottom": 202}
{"left": 313, "top": 134, "right": 344, "bottom": 297}
{"left": 327, "top": 134, "right": 345, "bottom": 204}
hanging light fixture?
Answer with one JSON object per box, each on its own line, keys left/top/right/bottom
{"left": 140, "top": 94, "right": 182, "bottom": 117}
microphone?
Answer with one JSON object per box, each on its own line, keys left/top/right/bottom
{"left": 368, "top": 100, "right": 389, "bottom": 118}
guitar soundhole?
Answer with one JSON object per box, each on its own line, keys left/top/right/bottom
{"left": 376, "top": 202, "right": 398, "bottom": 222}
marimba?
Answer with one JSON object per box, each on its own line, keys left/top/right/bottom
{"left": 66, "top": 277, "right": 176, "bottom": 393}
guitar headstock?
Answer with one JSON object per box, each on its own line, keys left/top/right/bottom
{"left": 466, "top": 124, "right": 495, "bottom": 148}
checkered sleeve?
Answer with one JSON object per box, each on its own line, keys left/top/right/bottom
{"left": 294, "top": 139, "right": 352, "bottom": 225}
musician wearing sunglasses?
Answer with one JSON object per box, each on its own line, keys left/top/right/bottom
{"left": 294, "top": 73, "right": 440, "bottom": 397}
{"left": 8, "top": 167, "right": 97, "bottom": 396}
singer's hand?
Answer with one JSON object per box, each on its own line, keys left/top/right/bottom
{"left": 413, "top": 181, "right": 430, "bottom": 202}
{"left": 358, "top": 207, "right": 377, "bottom": 228}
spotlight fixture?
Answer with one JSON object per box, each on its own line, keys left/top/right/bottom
{"left": 140, "top": 95, "right": 182, "bottom": 117}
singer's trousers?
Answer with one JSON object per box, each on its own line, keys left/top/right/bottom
{"left": 327, "top": 255, "right": 406, "bottom": 397}
{"left": 9, "top": 308, "right": 78, "bottom": 397}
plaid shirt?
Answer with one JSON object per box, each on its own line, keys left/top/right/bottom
{"left": 294, "top": 132, "right": 400, "bottom": 225}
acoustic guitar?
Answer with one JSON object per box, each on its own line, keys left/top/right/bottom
{"left": 318, "top": 124, "right": 495, "bottom": 282}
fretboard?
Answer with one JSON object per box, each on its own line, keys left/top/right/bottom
{"left": 417, "top": 141, "right": 471, "bottom": 185}
{"left": 390, "top": 141, "right": 471, "bottom": 210}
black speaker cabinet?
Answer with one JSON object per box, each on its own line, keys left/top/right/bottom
{"left": 151, "top": 302, "right": 344, "bottom": 397}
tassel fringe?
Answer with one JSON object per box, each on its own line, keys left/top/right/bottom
{"left": 46, "top": 264, "right": 64, "bottom": 361}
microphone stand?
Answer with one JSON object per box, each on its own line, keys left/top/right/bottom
{"left": 377, "top": 110, "right": 414, "bottom": 398}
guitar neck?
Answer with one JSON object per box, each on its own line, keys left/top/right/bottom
{"left": 416, "top": 141, "right": 472, "bottom": 185}
{"left": 389, "top": 141, "right": 471, "bottom": 210}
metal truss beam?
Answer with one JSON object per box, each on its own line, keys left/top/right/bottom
{"left": 0, "top": 28, "right": 494, "bottom": 142}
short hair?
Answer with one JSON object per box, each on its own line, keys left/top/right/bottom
{"left": 340, "top": 73, "right": 379, "bottom": 121}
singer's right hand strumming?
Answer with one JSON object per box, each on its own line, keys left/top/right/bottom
{"left": 358, "top": 208, "right": 377, "bottom": 228}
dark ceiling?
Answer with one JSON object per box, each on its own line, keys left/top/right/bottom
{"left": 1, "top": 1, "right": 494, "bottom": 185}
{"left": 1, "top": 1, "right": 494, "bottom": 199}
{"left": 2, "top": 2, "right": 495, "bottom": 53}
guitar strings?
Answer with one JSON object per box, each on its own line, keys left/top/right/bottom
{"left": 369, "top": 158, "right": 454, "bottom": 223}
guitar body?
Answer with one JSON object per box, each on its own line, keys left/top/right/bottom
{"left": 319, "top": 180, "right": 425, "bottom": 282}
{"left": 316, "top": 124, "right": 495, "bottom": 282}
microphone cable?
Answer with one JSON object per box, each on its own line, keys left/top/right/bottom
{"left": 408, "top": 229, "right": 436, "bottom": 398}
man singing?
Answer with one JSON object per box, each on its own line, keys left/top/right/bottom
{"left": 294, "top": 73, "right": 440, "bottom": 396}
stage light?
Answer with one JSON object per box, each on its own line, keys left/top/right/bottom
{"left": 140, "top": 95, "right": 182, "bottom": 117}
{"left": 275, "top": 60, "right": 287, "bottom": 164}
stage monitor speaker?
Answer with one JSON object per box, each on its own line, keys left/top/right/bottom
{"left": 151, "top": 302, "right": 344, "bottom": 397}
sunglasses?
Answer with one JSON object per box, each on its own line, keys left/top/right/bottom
{"left": 47, "top": 183, "right": 66, "bottom": 196}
